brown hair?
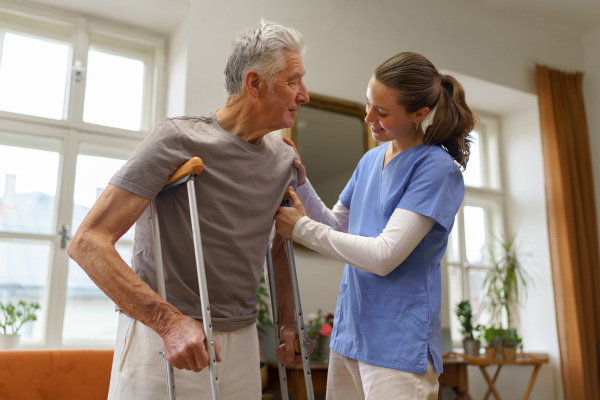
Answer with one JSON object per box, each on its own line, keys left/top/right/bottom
{"left": 374, "top": 52, "right": 477, "bottom": 169}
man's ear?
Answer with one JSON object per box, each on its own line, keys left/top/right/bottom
{"left": 245, "top": 70, "right": 261, "bottom": 99}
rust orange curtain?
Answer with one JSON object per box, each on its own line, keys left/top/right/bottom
{"left": 536, "top": 65, "right": 600, "bottom": 400}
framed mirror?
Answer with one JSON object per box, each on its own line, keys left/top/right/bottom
{"left": 282, "top": 93, "right": 376, "bottom": 208}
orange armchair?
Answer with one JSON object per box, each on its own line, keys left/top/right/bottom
{"left": 0, "top": 349, "right": 113, "bottom": 400}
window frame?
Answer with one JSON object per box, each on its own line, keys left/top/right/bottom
{"left": 445, "top": 111, "right": 506, "bottom": 347}
{"left": 0, "top": 3, "right": 166, "bottom": 347}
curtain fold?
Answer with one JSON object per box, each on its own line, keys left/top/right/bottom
{"left": 536, "top": 64, "right": 600, "bottom": 400}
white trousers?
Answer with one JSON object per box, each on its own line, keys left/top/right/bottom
{"left": 108, "top": 312, "right": 262, "bottom": 400}
{"left": 326, "top": 350, "right": 440, "bottom": 400}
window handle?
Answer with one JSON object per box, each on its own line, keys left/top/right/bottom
{"left": 72, "top": 60, "right": 86, "bottom": 82}
{"left": 59, "top": 224, "right": 71, "bottom": 249}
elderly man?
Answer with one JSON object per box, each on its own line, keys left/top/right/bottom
{"left": 68, "top": 20, "right": 309, "bottom": 399}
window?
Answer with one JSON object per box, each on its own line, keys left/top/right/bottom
{"left": 446, "top": 115, "right": 504, "bottom": 345}
{"left": 0, "top": 5, "right": 165, "bottom": 347}
{"left": 0, "top": 32, "right": 71, "bottom": 120}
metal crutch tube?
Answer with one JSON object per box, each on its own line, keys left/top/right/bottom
{"left": 151, "top": 157, "right": 220, "bottom": 400}
{"left": 151, "top": 200, "right": 176, "bottom": 399}
{"left": 264, "top": 191, "right": 314, "bottom": 399}
{"left": 264, "top": 242, "right": 290, "bottom": 400}
{"left": 282, "top": 219, "right": 315, "bottom": 400}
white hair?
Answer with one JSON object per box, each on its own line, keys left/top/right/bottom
{"left": 224, "top": 19, "right": 306, "bottom": 97}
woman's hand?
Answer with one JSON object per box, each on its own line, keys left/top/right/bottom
{"left": 275, "top": 187, "right": 307, "bottom": 239}
{"left": 283, "top": 137, "right": 306, "bottom": 186}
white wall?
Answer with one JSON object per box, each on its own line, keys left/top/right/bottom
{"left": 583, "top": 28, "right": 600, "bottom": 256}
{"left": 163, "top": 1, "right": 600, "bottom": 399}
{"left": 174, "top": 0, "right": 586, "bottom": 118}
{"left": 500, "top": 102, "right": 561, "bottom": 400}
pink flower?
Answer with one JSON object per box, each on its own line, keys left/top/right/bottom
{"left": 319, "top": 323, "right": 333, "bottom": 337}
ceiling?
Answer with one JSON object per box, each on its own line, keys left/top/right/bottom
{"left": 19, "top": 0, "right": 600, "bottom": 36}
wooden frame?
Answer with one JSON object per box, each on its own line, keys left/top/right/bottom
{"left": 281, "top": 92, "right": 376, "bottom": 151}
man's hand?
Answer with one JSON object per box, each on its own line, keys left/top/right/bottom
{"left": 161, "top": 315, "right": 222, "bottom": 372}
{"left": 275, "top": 322, "right": 314, "bottom": 367}
{"left": 275, "top": 187, "right": 307, "bottom": 239}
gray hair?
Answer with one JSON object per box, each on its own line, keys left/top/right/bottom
{"left": 224, "top": 20, "right": 305, "bottom": 97}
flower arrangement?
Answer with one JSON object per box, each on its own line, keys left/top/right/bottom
{"left": 305, "top": 309, "right": 334, "bottom": 362}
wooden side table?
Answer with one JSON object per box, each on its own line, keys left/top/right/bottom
{"left": 267, "top": 356, "right": 476, "bottom": 399}
{"left": 467, "top": 353, "right": 549, "bottom": 400}
{"left": 439, "top": 355, "right": 472, "bottom": 400}
{"left": 265, "top": 360, "right": 328, "bottom": 400}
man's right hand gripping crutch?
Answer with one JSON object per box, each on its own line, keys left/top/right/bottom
{"left": 151, "top": 157, "right": 221, "bottom": 400}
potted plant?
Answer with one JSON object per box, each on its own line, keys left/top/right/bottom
{"left": 502, "top": 328, "right": 522, "bottom": 362}
{"left": 483, "top": 233, "right": 531, "bottom": 329}
{"left": 482, "top": 233, "right": 531, "bottom": 360}
{"left": 0, "top": 300, "right": 41, "bottom": 349}
{"left": 455, "top": 299, "right": 481, "bottom": 357}
{"left": 480, "top": 325, "right": 503, "bottom": 360}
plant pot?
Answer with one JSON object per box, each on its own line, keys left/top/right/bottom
{"left": 462, "top": 338, "right": 481, "bottom": 358}
{"left": 485, "top": 346, "right": 497, "bottom": 360}
{"left": 503, "top": 346, "right": 517, "bottom": 362}
{"left": 0, "top": 333, "right": 20, "bottom": 350}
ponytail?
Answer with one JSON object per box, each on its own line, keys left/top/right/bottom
{"left": 374, "top": 53, "right": 477, "bottom": 170}
{"left": 423, "top": 75, "right": 476, "bottom": 170}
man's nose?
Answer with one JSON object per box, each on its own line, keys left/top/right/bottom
{"left": 297, "top": 81, "right": 309, "bottom": 104}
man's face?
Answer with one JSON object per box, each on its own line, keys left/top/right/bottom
{"left": 262, "top": 51, "right": 309, "bottom": 130}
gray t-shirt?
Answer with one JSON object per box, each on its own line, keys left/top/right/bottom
{"left": 110, "top": 112, "right": 296, "bottom": 331}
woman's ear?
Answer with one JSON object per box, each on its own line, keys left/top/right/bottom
{"left": 414, "top": 106, "right": 430, "bottom": 124}
{"left": 245, "top": 70, "right": 261, "bottom": 99}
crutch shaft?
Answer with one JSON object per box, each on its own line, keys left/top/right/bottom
{"left": 265, "top": 243, "right": 290, "bottom": 400}
{"left": 187, "top": 179, "right": 220, "bottom": 400}
{"left": 151, "top": 200, "right": 177, "bottom": 400}
{"left": 284, "top": 237, "right": 315, "bottom": 400}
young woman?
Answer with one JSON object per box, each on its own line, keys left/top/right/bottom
{"left": 275, "top": 52, "right": 476, "bottom": 400}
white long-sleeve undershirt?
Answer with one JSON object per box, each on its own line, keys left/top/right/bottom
{"left": 293, "top": 180, "right": 435, "bottom": 276}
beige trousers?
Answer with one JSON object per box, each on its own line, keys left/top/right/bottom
{"left": 108, "top": 312, "right": 261, "bottom": 400}
{"left": 326, "top": 350, "right": 440, "bottom": 400}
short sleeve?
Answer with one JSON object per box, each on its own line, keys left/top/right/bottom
{"left": 397, "top": 153, "right": 464, "bottom": 232}
{"left": 110, "top": 118, "right": 187, "bottom": 199}
{"left": 339, "top": 158, "right": 361, "bottom": 210}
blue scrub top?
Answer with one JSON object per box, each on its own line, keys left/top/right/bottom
{"left": 332, "top": 143, "right": 464, "bottom": 374}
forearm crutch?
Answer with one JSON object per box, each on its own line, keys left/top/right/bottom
{"left": 150, "top": 157, "right": 220, "bottom": 400}
{"left": 264, "top": 194, "right": 314, "bottom": 400}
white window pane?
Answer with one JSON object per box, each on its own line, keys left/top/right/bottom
{"left": 0, "top": 239, "right": 49, "bottom": 342}
{"left": 448, "top": 265, "right": 464, "bottom": 344}
{"left": 63, "top": 245, "right": 131, "bottom": 342}
{"left": 66, "top": 154, "right": 133, "bottom": 342}
{"left": 83, "top": 50, "right": 145, "bottom": 131}
{"left": 467, "top": 269, "right": 489, "bottom": 327}
{"left": 446, "top": 218, "right": 461, "bottom": 264}
{"left": 463, "top": 131, "right": 481, "bottom": 188}
{"left": 464, "top": 205, "right": 487, "bottom": 264}
{"left": 0, "top": 145, "right": 60, "bottom": 235}
{"left": 71, "top": 154, "right": 134, "bottom": 240}
{"left": 0, "top": 32, "right": 70, "bottom": 120}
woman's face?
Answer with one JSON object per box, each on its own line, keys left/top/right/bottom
{"left": 365, "top": 76, "right": 419, "bottom": 144}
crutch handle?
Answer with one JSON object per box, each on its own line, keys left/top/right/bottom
{"left": 165, "top": 157, "right": 204, "bottom": 185}
{"left": 283, "top": 186, "right": 293, "bottom": 201}
{"left": 278, "top": 338, "right": 302, "bottom": 354}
